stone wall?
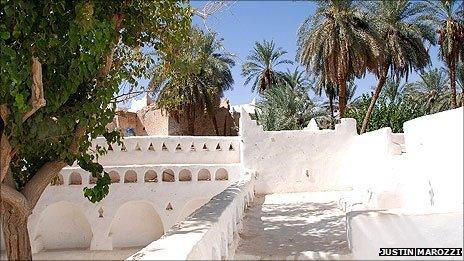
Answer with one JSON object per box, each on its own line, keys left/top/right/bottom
{"left": 111, "top": 104, "right": 239, "bottom": 136}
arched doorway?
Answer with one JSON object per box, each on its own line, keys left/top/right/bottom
{"left": 109, "top": 201, "right": 164, "bottom": 248}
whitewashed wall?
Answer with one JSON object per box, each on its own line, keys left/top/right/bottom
{"left": 91, "top": 136, "right": 240, "bottom": 166}
{"left": 127, "top": 176, "right": 255, "bottom": 260}
{"left": 348, "top": 210, "right": 463, "bottom": 260}
{"left": 239, "top": 108, "right": 357, "bottom": 194}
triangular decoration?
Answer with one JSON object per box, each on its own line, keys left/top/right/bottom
{"left": 216, "top": 143, "right": 221, "bottom": 150}
{"left": 202, "top": 143, "right": 208, "bottom": 151}
{"left": 165, "top": 203, "right": 173, "bottom": 211}
{"left": 229, "top": 143, "right": 234, "bottom": 151}
{"left": 148, "top": 143, "right": 155, "bottom": 151}
{"left": 162, "top": 143, "right": 168, "bottom": 151}
{"left": 134, "top": 143, "right": 141, "bottom": 151}
{"left": 175, "top": 143, "right": 182, "bottom": 151}
{"left": 190, "top": 143, "right": 196, "bottom": 151}
{"left": 108, "top": 144, "right": 113, "bottom": 151}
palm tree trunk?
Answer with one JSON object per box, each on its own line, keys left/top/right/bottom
{"left": 338, "top": 80, "right": 347, "bottom": 118}
{"left": 361, "top": 72, "right": 387, "bottom": 134}
{"left": 329, "top": 95, "right": 335, "bottom": 118}
{"left": 449, "top": 59, "right": 457, "bottom": 109}
{"left": 186, "top": 105, "right": 195, "bottom": 135}
{"left": 210, "top": 114, "right": 220, "bottom": 136}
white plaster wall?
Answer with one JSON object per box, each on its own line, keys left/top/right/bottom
{"left": 91, "top": 136, "right": 240, "bottom": 166}
{"left": 401, "top": 108, "right": 463, "bottom": 212}
{"left": 33, "top": 201, "right": 92, "bottom": 251}
{"left": 348, "top": 210, "right": 464, "bottom": 260}
{"left": 24, "top": 163, "right": 241, "bottom": 253}
{"left": 239, "top": 108, "right": 357, "bottom": 194}
{"left": 109, "top": 201, "right": 164, "bottom": 248}
{"left": 127, "top": 176, "right": 255, "bottom": 260}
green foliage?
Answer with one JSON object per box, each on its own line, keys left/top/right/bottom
{"left": 403, "top": 67, "right": 452, "bottom": 114}
{"left": 255, "top": 84, "right": 323, "bottom": 131}
{"left": 0, "top": 0, "right": 191, "bottom": 202}
{"left": 242, "top": 40, "right": 293, "bottom": 93}
{"left": 151, "top": 28, "right": 235, "bottom": 134}
{"left": 346, "top": 79, "right": 425, "bottom": 133}
{"left": 297, "top": 0, "right": 382, "bottom": 116}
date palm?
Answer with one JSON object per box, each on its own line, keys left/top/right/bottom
{"left": 359, "top": 0, "right": 436, "bottom": 133}
{"left": 151, "top": 29, "right": 235, "bottom": 135}
{"left": 404, "top": 67, "right": 451, "bottom": 114}
{"left": 297, "top": 0, "right": 382, "bottom": 118}
{"left": 242, "top": 40, "right": 293, "bottom": 93}
{"left": 312, "top": 75, "right": 337, "bottom": 118}
{"left": 423, "top": 0, "right": 464, "bottom": 108}
{"left": 281, "top": 68, "right": 311, "bottom": 93}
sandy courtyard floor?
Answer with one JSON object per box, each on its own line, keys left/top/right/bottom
{"left": 234, "top": 191, "right": 352, "bottom": 260}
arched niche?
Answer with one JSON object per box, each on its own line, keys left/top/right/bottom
{"left": 177, "top": 198, "right": 210, "bottom": 222}
{"left": 33, "top": 201, "right": 92, "bottom": 251}
{"left": 108, "top": 201, "right": 164, "bottom": 248}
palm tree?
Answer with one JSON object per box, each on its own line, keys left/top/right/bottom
{"left": 423, "top": 0, "right": 464, "bottom": 108}
{"left": 457, "top": 61, "right": 464, "bottom": 106}
{"left": 242, "top": 40, "right": 293, "bottom": 93}
{"left": 151, "top": 29, "right": 235, "bottom": 135}
{"left": 359, "top": 0, "right": 436, "bottom": 133}
{"left": 255, "top": 84, "right": 322, "bottom": 131}
{"left": 312, "top": 76, "right": 338, "bottom": 118}
{"left": 297, "top": 0, "right": 382, "bottom": 118}
{"left": 404, "top": 67, "right": 451, "bottom": 114}
{"left": 281, "top": 68, "right": 311, "bottom": 93}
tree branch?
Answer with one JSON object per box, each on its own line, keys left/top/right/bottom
{"left": 0, "top": 105, "right": 11, "bottom": 183}
{"left": 22, "top": 57, "right": 46, "bottom": 122}
{"left": 0, "top": 182, "right": 31, "bottom": 217}
{"left": 21, "top": 124, "right": 85, "bottom": 208}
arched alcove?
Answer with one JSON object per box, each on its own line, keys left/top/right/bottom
{"left": 215, "top": 168, "right": 228, "bottom": 181}
{"left": 178, "top": 169, "right": 192, "bottom": 182}
{"left": 109, "top": 171, "right": 120, "bottom": 184}
{"left": 144, "top": 170, "right": 157, "bottom": 182}
{"left": 177, "top": 198, "right": 210, "bottom": 222}
{"left": 198, "top": 169, "right": 211, "bottom": 181}
{"left": 124, "top": 170, "right": 137, "bottom": 183}
{"left": 109, "top": 201, "right": 164, "bottom": 248}
{"left": 69, "top": 172, "right": 82, "bottom": 185}
{"left": 34, "top": 201, "right": 92, "bottom": 251}
{"left": 162, "top": 169, "right": 175, "bottom": 182}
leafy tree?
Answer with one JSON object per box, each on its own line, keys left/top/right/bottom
{"left": 404, "top": 67, "right": 452, "bottom": 114}
{"left": 0, "top": 1, "right": 191, "bottom": 259}
{"left": 242, "top": 40, "right": 293, "bottom": 93}
{"left": 150, "top": 28, "right": 235, "bottom": 135}
{"left": 255, "top": 84, "right": 322, "bottom": 131}
{"left": 359, "top": 0, "right": 436, "bottom": 133}
{"left": 346, "top": 79, "right": 425, "bottom": 133}
{"left": 297, "top": 0, "right": 382, "bottom": 118}
{"left": 423, "top": 0, "right": 464, "bottom": 108}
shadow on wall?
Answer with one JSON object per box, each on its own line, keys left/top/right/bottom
{"left": 236, "top": 196, "right": 349, "bottom": 257}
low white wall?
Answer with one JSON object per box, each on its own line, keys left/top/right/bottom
{"left": 91, "top": 136, "right": 240, "bottom": 166}
{"left": 127, "top": 175, "right": 255, "bottom": 260}
{"left": 240, "top": 108, "right": 357, "bottom": 194}
{"left": 20, "top": 163, "right": 242, "bottom": 253}
{"left": 348, "top": 210, "right": 463, "bottom": 260}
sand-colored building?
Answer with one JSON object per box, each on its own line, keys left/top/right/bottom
{"left": 107, "top": 96, "right": 243, "bottom": 136}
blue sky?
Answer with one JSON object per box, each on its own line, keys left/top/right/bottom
{"left": 191, "top": 0, "right": 444, "bottom": 106}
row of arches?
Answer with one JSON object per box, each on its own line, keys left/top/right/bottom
{"left": 32, "top": 198, "right": 211, "bottom": 251}
{"left": 51, "top": 168, "right": 229, "bottom": 186}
